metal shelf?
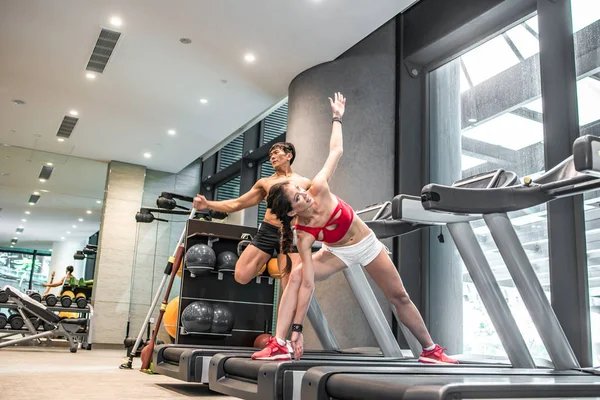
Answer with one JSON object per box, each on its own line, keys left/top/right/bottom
{"left": 0, "top": 301, "right": 91, "bottom": 313}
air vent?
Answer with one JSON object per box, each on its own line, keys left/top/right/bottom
{"left": 28, "top": 194, "right": 40, "bottom": 204}
{"left": 15, "top": 228, "right": 24, "bottom": 233}
{"left": 39, "top": 165, "right": 54, "bottom": 180}
{"left": 56, "top": 116, "right": 78, "bottom": 139}
{"left": 86, "top": 28, "right": 121, "bottom": 73}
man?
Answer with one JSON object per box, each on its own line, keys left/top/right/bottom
{"left": 193, "top": 142, "right": 310, "bottom": 284}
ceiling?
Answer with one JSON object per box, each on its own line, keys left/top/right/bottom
{"left": 0, "top": 145, "right": 107, "bottom": 250}
{"left": 0, "top": 0, "right": 417, "bottom": 174}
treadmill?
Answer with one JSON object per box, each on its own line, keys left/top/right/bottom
{"left": 207, "top": 166, "right": 546, "bottom": 399}
{"left": 291, "top": 135, "right": 600, "bottom": 399}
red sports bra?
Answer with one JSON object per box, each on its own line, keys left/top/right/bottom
{"left": 295, "top": 196, "right": 354, "bottom": 244}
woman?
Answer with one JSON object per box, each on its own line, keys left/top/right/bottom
{"left": 42, "top": 265, "right": 75, "bottom": 293}
{"left": 252, "top": 93, "right": 457, "bottom": 364}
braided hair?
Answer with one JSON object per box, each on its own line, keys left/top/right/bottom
{"left": 267, "top": 181, "right": 294, "bottom": 276}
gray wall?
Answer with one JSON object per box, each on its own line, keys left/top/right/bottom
{"left": 286, "top": 20, "right": 397, "bottom": 349}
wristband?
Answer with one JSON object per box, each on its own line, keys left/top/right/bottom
{"left": 291, "top": 324, "right": 303, "bottom": 333}
{"left": 332, "top": 116, "right": 342, "bottom": 125}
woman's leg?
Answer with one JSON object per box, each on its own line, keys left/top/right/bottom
{"left": 364, "top": 249, "right": 434, "bottom": 349}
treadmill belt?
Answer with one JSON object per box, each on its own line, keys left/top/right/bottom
{"left": 223, "top": 358, "right": 271, "bottom": 380}
{"left": 325, "top": 373, "right": 600, "bottom": 400}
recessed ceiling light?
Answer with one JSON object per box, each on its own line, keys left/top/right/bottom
{"left": 33, "top": 191, "right": 39, "bottom": 195}
{"left": 57, "top": 138, "right": 65, "bottom": 142}
{"left": 40, "top": 189, "right": 49, "bottom": 193}
{"left": 12, "top": 237, "right": 17, "bottom": 240}
{"left": 78, "top": 218, "right": 84, "bottom": 222}
{"left": 110, "top": 16, "right": 123, "bottom": 27}
{"left": 21, "top": 219, "right": 26, "bottom": 222}
{"left": 96, "top": 200, "right": 102, "bottom": 204}
{"left": 69, "top": 110, "right": 78, "bottom": 116}
{"left": 168, "top": 129, "right": 176, "bottom": 136}
{"left": 86, "top": 210, "right": 92, "bottom": 214}
{"left": 48, "top": 249, "right": 52, "bottom": 252}
{"left": 72, "top": 225, "right": 77, "bottom": 228}
{"left": 86, "top": 72, "right": 96, "bottom": 80}
{"left": 28, "top": 202, "right": 35, "bottom": 206}
{"left": 200, "top": 99, "right": 208, "bottom": 104}
{"left": 179, "top": 38, "right": 192, "bottom": 44}
{"left": 12, "top": 99, "right": 26, "bottom": 105}
{"left": 66, "top": 231, "right": 71, "bottom": 234}
{"left": 244, "top": 53, "right": 256, "bottom": 63}
{"left": 18, "top": 226, "right": 24, "bottom": 229}
{"left": 143, "top": 152, "right": 151, "bottom": 159}
{"left": 39, "top": 179, "right": 46, "bottom": 183}
{"left": 61, "top": 237, "right": 65, "bottom": 240}
{"left": 16, "top": 232, "right": 21, "bottom": 235}
{"left": 24, "top": 211, "right": 30, "bottom": 215}
{"left": 468, "top": 118, "right": 477, "bottom": 123}
{"left": 10, "top": 245, "right": 14, "bottom": 248}
{"left": 46, "top": 162, "right": 53, "bottom": 166}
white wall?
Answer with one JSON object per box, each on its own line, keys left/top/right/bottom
{"left": 48, "top": 239, "right": 87, "bottom": 292}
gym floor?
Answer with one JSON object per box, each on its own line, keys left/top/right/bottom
{"left": 0, "top": 347, "right": 239, "bottom": 399}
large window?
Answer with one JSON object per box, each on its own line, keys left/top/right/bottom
{"left": 429, "top": 14, "right": 550, "bottom": 358}
{"left": 0, "top": 250, "right": 51, "bottom": 292}
{"left": 571, "top": 0, "right": 600, "bottom": 366}
{"left": 216, "top": 176, "right": 241, "bottom": 201}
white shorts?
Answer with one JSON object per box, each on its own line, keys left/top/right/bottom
{"left": 321, "top": 232, "right": 385, "bottom": 268}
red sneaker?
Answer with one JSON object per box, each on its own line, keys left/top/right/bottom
{"left": 251, "top": 337, "right": 291, "bottom": 361}
{"left": 418, "top": 344, "right": 458, "bottom": 364}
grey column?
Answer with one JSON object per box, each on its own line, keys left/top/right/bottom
{"left": 428, "top": 58, "right": 463, "bottom": 354}
{"left": 93, "top": 161, "right": 146, "bottom": 344}
{"left": 343, "top": 264, "right": 403, "bottom": 357}
{"left": 538, "top": 0, "right": 591, "bottom": 367}
{"left": 484, "top": 213, "right": 580, "bottom": 369}
{"left": 448, "top": 221, "right": 535, "bottom": 368}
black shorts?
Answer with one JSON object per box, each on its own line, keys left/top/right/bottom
{"left": 251, "top": 221, "right": 297, "bottom": 256}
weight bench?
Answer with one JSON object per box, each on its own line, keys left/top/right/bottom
{"left": 0, "top": 285, "right": 88, "bottom": 353}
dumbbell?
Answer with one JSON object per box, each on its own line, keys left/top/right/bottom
{"left": 75, "top": 293, "right": 87, "bottom": 309}
{"left": 29, "top": 292, "right": 42, "bottom": 303}
{"left": 44, "top": 294, "right": 57, "bottom": 307}
{"left": 0, "top": 313, "right": 7, "bottom": 329}
{"left": 60, "top": 291, "right": 74, "bottom": 307}
{"left": 28, "top": 316, "right": 40, "bottom": 330}
{"left": 8, "top": 315, "right": 24, "bottom": 330}
{"left": 41, "top": 320, "right": 55, "bottom": 331}
{"left": 0, "top": 289, "right": 8, "bottom": 303}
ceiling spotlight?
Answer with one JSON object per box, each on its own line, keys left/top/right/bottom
{"left": 86, "top": 210, "right": 92, "bottom": 214}
{"left": 143, "top": 152, "right": 151, "bottom": 159}
{"left": 21, "top": 219, "right": 26, "bottom": 222}
{"left": 18, "top": 226, "right": 24, "bottom": 229}
{"left": 244, "top": 53, "right": 256, "bottom": 63}
{"left": 200, "top": 99, "right": 208, "bottom": 104}
{"left": 66, "top": 231, "right": 71, "bottom": 234}
{"left": 72, "top": 225, "right": 77, "bottom": 228}
{"left": 28, "top": 202, "right": 35, "bottom": 206}
{"left": 78, "top": 218, "right": 84, "bottom": 222}
{"left": 61, "top": 237, "right": 65, "bottom": 240}
{"left": 39, "top": 179, "right": 46, "bottom": 183}
{"left": 12, "top": 237, "right": 18, "bottom": 240}
{"left": 86, "top": 72, "right": 96, "bottom": 80}
{"left": 46, "top": 162, "right": 53, "bottom": 166}
{"left": 168, "top": 129, "right": 176, "bottom": 136}
{"left": 10, "top": 245, "right": 14, "bottom": 248}
{"left": 57, "top": 138, "right": 65, "bottom": 142}
{"left": 16, "top": 232, "right": 21, "bottom": 235}
{"left": 69, "top": 110, "right": 79, "bottom": 116}
{"left": 96, "top": 200, "right": 102, "bottom": 204}
{"left": 25, "top": 211, "right": 30, "bottom": 215}
{"left": 110, "top": 16, "right": 123, "bottom": 27}
{"left": 48, "top": 249, "right": 52, "bottom": 252}
{"left": 12, "top": 99, "right": 26, "bottom": 105}
{"left": 33, "top": 191, "right": 39, "bottom": 195}
{"left": 40, "top": 189, "right": 49, "bottom": 193}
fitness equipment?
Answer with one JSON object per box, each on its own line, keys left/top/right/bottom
{"left": 0, "top": 312, "right": 7, "bottom": 329}
{"left": 185, "top": 244, "right": 216, "bottom": 277}
{"left": 210, "top": 303, "right": 234, "bottom": 334}
{"left": 266, "top": 258, "right": 280, "bottom": 278}
{"left": 131, "top": 206, "right": 198, "bottom": 371}
{"left": 156, "top": 192, "right": 229, "bottom": 220}
{"left": 8, "top": 314, "right": 24, "bottom": 330}
{"left": 28, "top": 316, "right": 40, "bottom": 330}
{"left": 256, "top": 263, "right": 267, "bottom": 277}
{"left": 28, "top": 292, "right": 42, "bottom": 303}
{"left": 253, "top": 333, "right": 271, "bottom": 349}
{"left": 0, "top": 285, "right": 88, "bottom": 353}
{"left": 75, "top": 293, "right": 87, "bottom": 309}
{"left": 60, "top": 291, "right": 74, "bottom": 308}
{"left": 0, "top": 289, "right": 8, "bottom": 303}
{"left": 43, "top": 294, "right": 57, "bottom": 307}
{"left": 237, "top": 239, "right": 251, "bottom": 256}
{"left": 215, "top": 251, "right": 238, "bottom": 274}
{"left": 181, "top": 301, "right": 213, "bottom": 333}
{"left": 163, "top": 296, "right": 179, "bottom": 338}
{"left": 41, "top": 319, "right": 54, "bottom": 331}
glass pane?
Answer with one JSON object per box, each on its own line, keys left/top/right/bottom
{"left": 0, "top": 251, "right": 33, "bottom": 291}
{"left": 429, "top": 14, "right": 550, "bottom": 359}
{"left": 572, "top": 0, "right": 600, "bottom": 367}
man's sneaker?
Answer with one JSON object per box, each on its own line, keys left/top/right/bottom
{"left": 251, "top": 337, "right": 291, "bottom": 361}
{"left": 418, "top": 344, "right": 459, "bottom": 364}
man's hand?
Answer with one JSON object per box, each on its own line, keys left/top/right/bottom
{"left": 290, "top": 331, "right": 304, "bottom": 360}
{"left": 329, "top": 92, "right": 346, "bottom": 118}
{"left": 193, "top": 194, "right": 208, "bottom": 210}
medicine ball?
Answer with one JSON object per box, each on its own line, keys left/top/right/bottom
{"left": 216, "top": 251, "right": 238, "bottom": 273}
{"left": 185, "top": 244, "right": 216, "bottom": 276}
{"left": 210, "top": 303, "right": 234, "bottom": 334}
{"left": 181, "top": 301, "right": 213, "bottom": 333}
